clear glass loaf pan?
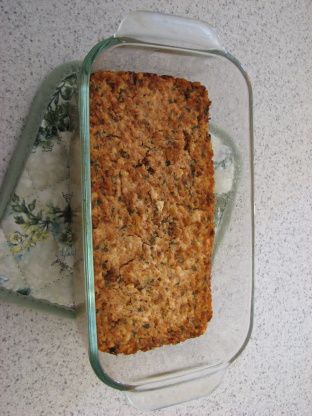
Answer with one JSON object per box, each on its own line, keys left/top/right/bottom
{"left": 77, "top": 11, "right": 254, "bottom": 410}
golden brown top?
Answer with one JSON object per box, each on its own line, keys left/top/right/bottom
{"left": 90, "top": 71, "right": 214, "bottom": 354}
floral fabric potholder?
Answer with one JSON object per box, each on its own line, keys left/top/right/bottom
{"left": 0, "top": 69, "right": 237, "bottom": 311}
{"left": 0, "top": 73, "right": 78, "bottom": 309}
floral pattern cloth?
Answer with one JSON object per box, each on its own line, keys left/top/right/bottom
{"left": 0, "top": 72, "right": 236, "bottom": 310}
{"left": 0, "top": 74, "right": 77, "bottom": 308}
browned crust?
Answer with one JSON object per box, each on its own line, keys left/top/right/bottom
{"left": 90, "top": 71, "right": 215, "bottom": 354}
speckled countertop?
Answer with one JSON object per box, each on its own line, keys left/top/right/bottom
{"left": 1, "top": 1, "right": 312, "bottom": 415}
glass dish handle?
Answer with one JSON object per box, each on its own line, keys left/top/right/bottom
{"left": 115, "top": 11, "right": 225, "bottom": 51}
{"left": 125, "top": 365, "right": 228, "bottom": 410}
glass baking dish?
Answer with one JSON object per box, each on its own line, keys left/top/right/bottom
{"left": 77, "top": 11, "right": 254, "bottom": 410}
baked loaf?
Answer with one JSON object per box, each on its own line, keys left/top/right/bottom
{"left": 90, "top": 71, "right": 215, "bottom": 354}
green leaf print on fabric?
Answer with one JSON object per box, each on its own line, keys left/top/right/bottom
{"left": 215, "top": 193, "right": 230, "bottom": 228}
{"left": 34, "top": 73, "right": 77, "bottom": 152}
{"left": 8, "top": 193, "right": 73, "bottom": 255}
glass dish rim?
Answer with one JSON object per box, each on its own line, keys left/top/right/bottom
{"left": 79, "top": 35, "right": 255, "bottom": 391}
